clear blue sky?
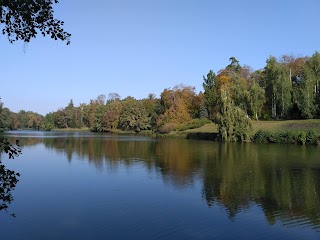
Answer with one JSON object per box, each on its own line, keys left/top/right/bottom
{"left": 1, "top": 0, "right": 319, "bottom": 115}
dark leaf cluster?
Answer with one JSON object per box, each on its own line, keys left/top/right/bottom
{"left": 0, "top": 0, "right": 71, "bottom": 44}
{"left": 0, "top": 163, "right": 20, "bottom": 214}
{"left": 0, "top": 138, "right": 21, "bottom": 159}
{"left": 0, "top": 138, "right": 21, "bottom": 216}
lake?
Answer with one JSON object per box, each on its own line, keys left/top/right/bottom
{"left": 1, "top": 130, "right": 320, "bottom": 239}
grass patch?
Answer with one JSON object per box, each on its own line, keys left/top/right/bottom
{"left": 156, "top": 123, "right": 218, "bottom": 140}
{"left": 176, "top": 119, "right": 212, "bottom": 131}
{"left": 184, "top": 123, "right": 218, "bottom": 133}
{"left": 51, "top": 127, "right": 90, "bottom": 132}
{"left": 167, "top": 119, "right": 320, "bottom": 143}
{"left": 252, "top": 119, "right": 320, "bottom": 134}
{"left": 184, "top": 119, "right": 320, "bottom": 135}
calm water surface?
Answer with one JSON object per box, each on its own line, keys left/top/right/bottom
{"left": 1, "top": 130, "right": 320, "bottom": 239}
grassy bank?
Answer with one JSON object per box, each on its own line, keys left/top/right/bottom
{"left": 51, "top": 127, "right": 90, "bottom": 132}
{"left": 157, "top": 120, "right": 320, "bottom": 144}
{"left": 155, "top": 123, "right": 218, "bottom": 140}
{"left": 252, "top": 119, "right": 320, "bottom": 134}
{"left": 176, "top": 119, "right": 320, "bottom": 135}
{"left": 49, "top": 119, "right": 320, "bottom": 145}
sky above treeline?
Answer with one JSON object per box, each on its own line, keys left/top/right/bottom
{"left": 1, "top": 0, "right": 319, "bottom": 115}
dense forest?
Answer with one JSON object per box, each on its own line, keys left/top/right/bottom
{"left": 1, "top": 53, "right": 320, "bottom": 140}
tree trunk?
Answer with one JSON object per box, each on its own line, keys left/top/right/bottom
{"left": 281, "top": 88, "right": 284, "bottom": 118}
{"left": 272, "top": 92, "right": 277, "bottom": 119}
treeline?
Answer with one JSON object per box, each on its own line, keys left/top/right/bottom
{"left": 2, "top": 52, "right": 320, "bottom": 139}
{"left": 0, "top": 100, "right": 43, "bottom": 131}
{"left": 41, "top": 90, "right": 208, "bottom": 133}
{"left": 42, "top": 52, "right": 320, "bottom": 139}
{"left": 201, "top": 53, "right": 320, "bottom": 141}
{"left": 204, "top": 54, "right": 320, "bottom": 122}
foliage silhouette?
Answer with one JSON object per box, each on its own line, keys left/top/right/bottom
{"left": 0, "top": 138, "right": 21, "bottom": 216}
{"left": 0, "top": 0, "right": 71, "bottom": 44}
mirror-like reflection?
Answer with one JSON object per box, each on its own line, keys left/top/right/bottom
{"left": 2, "top": 130, "right": 320, "bottom": 239}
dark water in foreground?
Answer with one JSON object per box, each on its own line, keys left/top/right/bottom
{"left": 1, "top": 130, "right": 320, "bottom": 239}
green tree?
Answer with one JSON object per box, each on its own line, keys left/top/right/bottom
{"left": 307, "top": 52, "right": 320, "bottom": 100}
{"left": 107, "top": 93, "right": 121, "bottom": 103}
{"left": 65, "top": 99, "right": 79, "bottom": 128}
{"left": 203, "top": 70, "right": 217, "bottom": 119}
{"left": 199, "top": 103, "right": 208, "bottom": 119}
{"left": 218, "top": 58, "right": 250, "bottom": 114}
{"left": 42, "top": 113, "right": 55, "bottom": 131}
{"left": 91, "top": 104, "right": 106, "bottom": 132}
{"left": 0, "top": 105, "right": 13, "bottom": 131}
{"left": 248, "top": 80, "right": 265, "bottom": 120}
{"left": 0, "top": 101, "right": 5, "bottom": 131}
{"left": 264, "top": 56, "right": 292, "bottom": 118}
{"left": 142, "top": 97, "right": 161, "bottom": 130}
{"left": 103, "top": 100, "right": 123, "bottom": 131}
{"left": 229, "top": 72, "right": 249, "bottom": 113}
{"left": 119, "top": 100, "right": 151, "bottom": 133}
{"left": 216, "top": 84, "right": 252, "bottom": 142}
{"left": 297, "top": 65, "right": 317, "bottom": 118}
{"left": 208, "top": 58, "right": 253, "bottom": 141}
{"left": 226, "top": 57, "right": 241, "bottom": 72}
{"left": 280, "top": 55, "right": 307, "bottom": 118}
{"left": 0, "top": 0, "right": 71, "bottom": 44}
{"left": 302, "top": 52, "right": 320, "bottom": 116}
{"left": 147, "top": 93, "right": 156, "bottom": 100}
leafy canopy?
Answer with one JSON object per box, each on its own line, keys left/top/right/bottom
{"left": 0, "top": 0, "right": 71, "bottom": 44}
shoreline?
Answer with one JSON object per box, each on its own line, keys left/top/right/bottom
{"left": 8, "top": 120, "right": 319, "bottom": 146}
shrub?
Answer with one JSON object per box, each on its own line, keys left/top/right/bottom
{"left": 261, "top": 113, "right": 271, "bottom": 121}
{"left": 253, "top": 129, "right": 318, "bottom": 145}
{"left": 176, "top": 118, "right": 211, "bottom": 131}
{"left": 216, "top": 106, "right": 252, "bottom": 142}
{"left": 297, "top": 131, "right": 306, "bottom": 145}
{"left": 306, "top": 129, "right": 318, "bottom": 145}
{"left": 278, "top": 131, "right": 297, "bottom": 144}
{"left": 159, "top": 123, "right": 178, "bottom": 134}
{"left": 253, "top": 130, "right": 270, "bottom": 143}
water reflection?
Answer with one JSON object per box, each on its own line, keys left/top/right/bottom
{"left": 6, "top": 132, "right": 320, "bottom": 231}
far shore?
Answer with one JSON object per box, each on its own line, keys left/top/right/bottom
{"left": 43, "top": 119, "right": 320, "bottom": 145}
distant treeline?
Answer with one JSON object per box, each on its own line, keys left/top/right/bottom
{"left": 0, "top": 103, "right": 42, "bottom": 131}
{"left": 1, "top": 52, "right": 320, "bottom": 139}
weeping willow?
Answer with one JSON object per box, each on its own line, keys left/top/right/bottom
{"left": 216, "top": 88, "right": 252, "bottom": 142}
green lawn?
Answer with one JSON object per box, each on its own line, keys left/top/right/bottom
{"left": 52, "top": 127, "right": 90, "bottom": 132}
{"left": 183, "top": 119, "right": 320, "bottom": 134}
{"left": 184, "top": 123, "right": 218, "bottom": 133}
{"left": 252, "top": 119, "right": 320, "bottom": 134}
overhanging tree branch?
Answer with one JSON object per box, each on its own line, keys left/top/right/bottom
{"left": 0, "top": 0, "right": 71, "bottom": 44}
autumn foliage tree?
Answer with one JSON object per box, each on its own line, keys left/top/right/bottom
{"left": 157, "top": 85, "right": 201, "bottom": 132}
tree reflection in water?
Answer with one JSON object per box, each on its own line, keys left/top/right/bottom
{"left": 8, "top": 135, "right": 320, "bottom": 229}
